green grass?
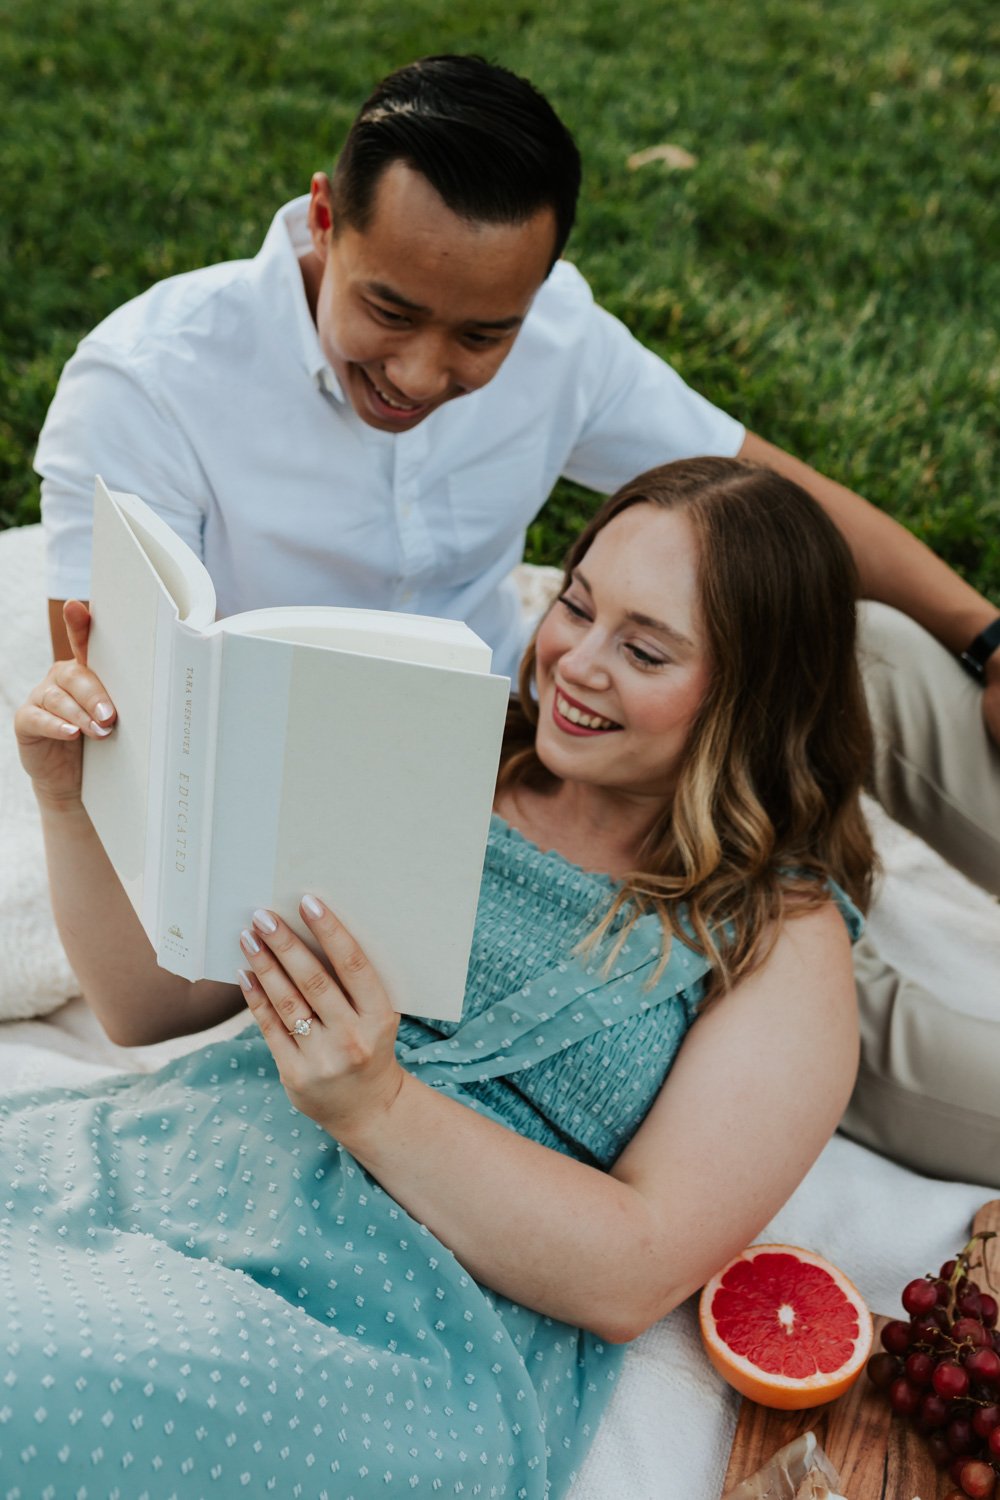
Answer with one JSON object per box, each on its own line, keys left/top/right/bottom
{"left": 3, "top": 0, "right": 998, "bottom": 598}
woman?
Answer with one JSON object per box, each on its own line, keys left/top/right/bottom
{"left": 8, "top": 458, "right": 872, "bottom": 1496}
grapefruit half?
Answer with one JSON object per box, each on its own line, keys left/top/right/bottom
{"left": 698, "top": 1243, "right": 873, "bottom": 1410}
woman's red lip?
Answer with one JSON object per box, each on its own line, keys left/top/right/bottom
{"left": 552, "top": 688, "right": 622, "bottom": 736}
{"left": 554, "top": 686, "right": 620, "bottom": 722}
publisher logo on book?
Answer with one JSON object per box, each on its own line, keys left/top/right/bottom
{"left": 161, "top": 923, "right": 190, "bottom": 960}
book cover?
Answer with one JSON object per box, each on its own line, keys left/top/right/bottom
{"left": 82, "top": 479, "right": 509, "bottom": 1021}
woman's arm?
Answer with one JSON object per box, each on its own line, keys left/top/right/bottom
{"left": 15, "top": 602, "right": 243, "bottom": 1045}
{"left": 240, "top": 893, "right": 858, "bottom": 1343}
{"left": 36, "top": 798, "right": 243, "bottom": 1044}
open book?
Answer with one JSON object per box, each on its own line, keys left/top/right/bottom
{"left": 81, "top": 478, "right": 510, "bottom": 1021}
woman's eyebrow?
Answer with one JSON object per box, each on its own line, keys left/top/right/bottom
{"left": 625, "top": 610, "right": 694, "bottom": 649}
{"left": 573, "top": 569, "right": 695, "bottom": 650}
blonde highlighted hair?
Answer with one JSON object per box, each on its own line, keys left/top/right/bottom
{"left": 500, "top": 458, "right": 876, "bottom": 997}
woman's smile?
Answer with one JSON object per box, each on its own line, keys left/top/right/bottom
{"left": 552, "top": 686, "right": 623, "bottom": 735}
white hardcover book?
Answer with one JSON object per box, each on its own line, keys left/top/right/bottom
{"left": 82, "top": 478, "right": 510, "bottom": 1021}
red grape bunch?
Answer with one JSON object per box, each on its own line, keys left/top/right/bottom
{"left": 866, "top": 1231, "right": 1000, "bottom": 1499}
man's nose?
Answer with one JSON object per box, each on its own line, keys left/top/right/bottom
{"left": 384, "top": 336, "right": 453, "bottom": 403}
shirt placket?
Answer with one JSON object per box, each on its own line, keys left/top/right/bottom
{"left": 391, "top": 426, "right": 435, "bottom": 609}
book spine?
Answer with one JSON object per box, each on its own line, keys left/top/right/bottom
{"left": 136, "top": 589, "right": 181, "bottom": 937}
{"left": 155, "top": 625, "right": 222, "bottom": 980}
{"left": 198, "top": 631, "right": 293, "bottom": 982}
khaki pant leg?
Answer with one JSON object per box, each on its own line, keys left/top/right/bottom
{"left": 845, "top": 605, "right": 1000, "bottom": 1178}
{"left": 858, "top": 601, "right": 1000, "bottom": 894}
{"left": 840, "top": 935, "right": 1000, "bottom": 1186}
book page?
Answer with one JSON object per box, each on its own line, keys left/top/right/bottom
{"left": 218, "top": 605, "right": 492, "bottom": 673}
{"left": 107, "top": 487, "right": 217, "bottom": 629}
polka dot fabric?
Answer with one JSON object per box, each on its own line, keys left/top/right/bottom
{"left": 396, "top": 819, "right": 711, "bottom": 1169}
{"left": 0, "top": 817, "right": 860, "bottom": 1495}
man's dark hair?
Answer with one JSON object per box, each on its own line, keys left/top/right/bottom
{"left": 331, "top": 55, "right": 581, "bottom": 271}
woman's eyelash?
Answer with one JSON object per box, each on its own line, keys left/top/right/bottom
{"left": 626, "top": 644, "right": 666, "bottom": 667}
{"left": 558, "top": 597, "right": 667, "bottom": 666}
{"left": 558, "top": 596, "right": 589, "bottom": 619}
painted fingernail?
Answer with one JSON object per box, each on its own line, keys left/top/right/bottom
{"left": 89, "top": 720, "right": 112, "bottom": 737}
{"left": 95, "top": 701, "right": 114, "bottom": 721}
{"left": 236, "top": 968, "right": 255, "bottom": 993}
{"left": 61, "top": 723, "right": 80, "bottom": 737}
{"left": 252, "top": 908, "right": 277, "bottom": 934}
{"left": 240, "top": 928, "right": 260, "bottom": 955}
{"left": 301, "top": 894, "right": 324, "bottom": 918}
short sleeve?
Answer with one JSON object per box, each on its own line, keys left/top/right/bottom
{"left": 561, "top": 292, "right": 745, "bottom": 492}
{"left": 36, "top": 340, "right": 210, "bottom": 601}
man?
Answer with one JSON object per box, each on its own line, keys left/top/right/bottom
{"left": 35, "top": 55, "right": 1000, "bottom": 1178}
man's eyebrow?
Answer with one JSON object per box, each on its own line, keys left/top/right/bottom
{"left": 573, "top": 570, "right": 695, "bottom": 650}
{"left": 365, "top": 281, "right": 430, "bottom": 313}
{"left": 364, "top": 281, "right": 524, "bottom": 331}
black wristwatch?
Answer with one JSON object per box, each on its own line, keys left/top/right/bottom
{"left": 960, "top": 616, "right": 1000, "bottom": 683}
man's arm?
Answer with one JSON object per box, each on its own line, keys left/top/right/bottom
{"left": 39, "top": 340, "right": 210, "bottom": 667}
{"left": 739, "top": 430, "right": 1000, "bottom": 742}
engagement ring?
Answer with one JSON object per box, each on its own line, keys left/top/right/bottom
{"left": 292, "top": 1017, "right": 313, "bottom": 1038}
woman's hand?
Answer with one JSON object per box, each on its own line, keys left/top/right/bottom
{"left": 238, "top": 897, "right": 405, "bottom": 1144}
{"left": 14, "top": 601, "right": 117, "bottom": 805}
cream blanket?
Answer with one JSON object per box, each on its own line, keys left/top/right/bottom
{"left": 2, "top": 522, "right": 999, "bottom": 1497}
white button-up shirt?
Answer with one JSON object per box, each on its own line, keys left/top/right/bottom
{"left": 37, "top": 197, "right": 744, "bottom": 677}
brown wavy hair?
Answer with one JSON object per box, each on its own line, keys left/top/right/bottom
{"left": 500, "top": 457, "right": 876, "bottom": 996}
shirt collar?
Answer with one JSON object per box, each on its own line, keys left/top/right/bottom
{"left": 255, "top": 195, "right": 347, "bottom": 404}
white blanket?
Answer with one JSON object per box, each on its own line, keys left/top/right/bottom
{"left": 3, "top": 522, "right": 999, "bottom": 1497}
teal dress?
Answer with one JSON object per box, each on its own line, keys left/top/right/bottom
{"left": 0, "top": 817, "right": 860, "bottom": 1497}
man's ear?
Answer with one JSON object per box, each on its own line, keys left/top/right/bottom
{"left": 307, "top": 172, "right": 334, "bottom": 254}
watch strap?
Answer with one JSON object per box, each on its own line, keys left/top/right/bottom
{"left": 960, "top": 616, "right": 1000, "bottom": 682}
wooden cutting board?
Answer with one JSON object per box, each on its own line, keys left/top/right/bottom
{"left": 720, "top": 1200, "right": 1000, "bottom": 1498}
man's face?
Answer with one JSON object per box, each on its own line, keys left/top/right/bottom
{"left": 304, "top": 162, "right": 557, "bottom": 432}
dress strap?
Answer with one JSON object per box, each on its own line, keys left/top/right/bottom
{"left": 398, "top": 916, "right": 712, "bottom": 1086}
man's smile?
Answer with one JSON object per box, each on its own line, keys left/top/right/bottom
{"left": 355, "top": 366, "right": 440, "bottom": 427}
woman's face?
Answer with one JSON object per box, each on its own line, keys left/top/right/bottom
{"left": 533, "top": 503, "right": 712, "bottom": 805}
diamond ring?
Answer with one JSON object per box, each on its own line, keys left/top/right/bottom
{"left": 292, "top": 1016, "right": 313, "bottom": 1038}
